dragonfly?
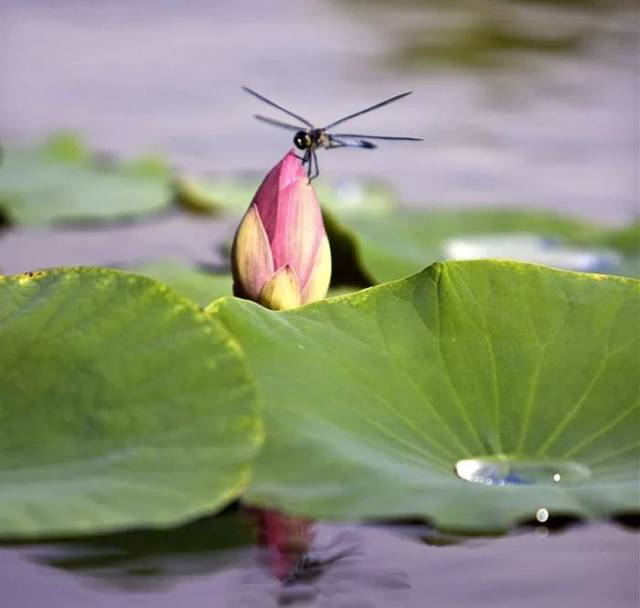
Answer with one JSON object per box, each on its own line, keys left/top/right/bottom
{"left": 243, "top": 86, "right": 423, "bottom": 181}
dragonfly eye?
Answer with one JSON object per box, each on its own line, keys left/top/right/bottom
{"left": 293, "top": 131, "right": 310, "bottom": 150}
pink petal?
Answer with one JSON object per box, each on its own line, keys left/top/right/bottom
{"left": 253, "top": 150, "right": 305, "bottom": 244}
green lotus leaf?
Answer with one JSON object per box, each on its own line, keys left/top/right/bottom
{"left": 599, "top": 221, "right": 639, "bottom": 255}
{"left": 174, "top": 174, "right": 260, "bottom": 215}
{"left": 324, "top": 208, "right": 635, "bottom": 284}
{"left": 0, "top": 268, "right": 262, "bottom": 538}
{"left": 315, "top": 178, "right": 395, "bottom": 216}
{"left": 211, "top": 261, "right": 639, "bottom": 532}
{"left": 174, "top": 172, "right": 394, "bottom": 217}
{"left": 0, "top": 133, "right": 173, "bottom": 226}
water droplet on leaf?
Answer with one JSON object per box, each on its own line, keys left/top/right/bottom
{"left": 454, "top": 457, "right": 591, "bottom": 486}
{"left": 536, "top": 508, "right": 549, "bottom": 523}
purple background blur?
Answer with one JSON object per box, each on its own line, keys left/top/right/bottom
{"left": 1, "top": 0, "right": 638, "bottom": 221}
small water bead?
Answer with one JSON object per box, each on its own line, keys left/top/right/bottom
{"left": 536, "top": 508, "right": 550, "bottom": 523}
{"left": 454, "top": 457, "right": 591, "bottom": 487}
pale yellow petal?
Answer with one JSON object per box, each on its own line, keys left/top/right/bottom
{"left": 301, "top": 235, "right": 332, "bottom": 304}
{"left": 231, "top": 205, "right": 274, "bottom": 300}
{"left": 259, "top": 265, "right": 302, "bottom": 311}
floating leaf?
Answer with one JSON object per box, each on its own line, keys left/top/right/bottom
{"left": 0, "top": 268, "right": 261, "bottom": 538}
{"left": 0, "top": 134, "right": 172, "bottom": 226}
{"left": 316, "top": 178, "right": 395, "bottom": 217}
{"left": 175, "top": 172, "right": 394, "bottom": 217}
{"left": 324, "top": 208, "right": 634, "bottom": 284}
{"left": 127, "top": 261, "right": 359, "bottom": 306}
{"left": 600, "top": 221, "right": 640, "bottom": 255}
{"left": 127, "top": 261, "right": 232, "bottom": 307}
{"left": 212, "top": 261, "right": 639, "bottom": 532}
{"left": 175, "top": 174, "right": 259, "bottom": 215}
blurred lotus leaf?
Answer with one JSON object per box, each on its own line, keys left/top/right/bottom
{"left": 174, "top": 172, "right": 395, "bottom": 217}
{"left": 127, "top": 261, "right": 233, "bottom": 307}
{"left": 126, "top": 260, "right": 360, "bottom": 307}
{"left": 0, "top": 133, "right": 173, "bottom": 226}
{"left": 324, "top": 207, "right": 638, "bottom": 285}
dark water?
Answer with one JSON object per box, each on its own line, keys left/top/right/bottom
{"left": 2, "top": 516, "right": 639, "bottom": 608}
{"left": 0, "top": 212, "right": 233, "bottom": 275}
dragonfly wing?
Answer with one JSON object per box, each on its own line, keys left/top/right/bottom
{"left": 242, "top": 86, "right": 313, "bottom": 128}
{"left": 330, "top": 133, "right": 423, "bottom": 142}
{"left": 254, "top": 114, "right": 302, "bottom": 131}
{"left": 329, "top": 135, "right": 377, "bottom": 149}
{"left": 322, "top": 91, "right": 413, "bottom": 130}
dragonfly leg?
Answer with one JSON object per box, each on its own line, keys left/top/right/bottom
{"left": 305, "top": 152, "right": 313, "bottom": 183}
{"left": 307, "top": 149, "right": 320, "bottom": 182}
{"left": 311, "top": 150, "right": 320, "bottom": 181}
{"left": 303, "top": 149, "right": 312, "bottom": 183}
{"left": 298, "top": 148, "right": 310, "bottom": 166}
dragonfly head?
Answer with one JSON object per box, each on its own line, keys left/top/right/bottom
{"left": 293, "top": 130, "right": 312, "bottom": 150}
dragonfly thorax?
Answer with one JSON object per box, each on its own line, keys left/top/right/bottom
{"left": 294, "top": 129, "right": 328, "bottom": 150}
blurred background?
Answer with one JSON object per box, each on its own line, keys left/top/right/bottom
{"left": 1, "top": 4, "right": 639, "bottom": 607}
{"left": 1, "top": 0, "right": 638, "bottom": 222}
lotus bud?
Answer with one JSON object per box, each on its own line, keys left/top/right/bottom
{"left": 231, "top": 150, "right": 331, "bottom": 310}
